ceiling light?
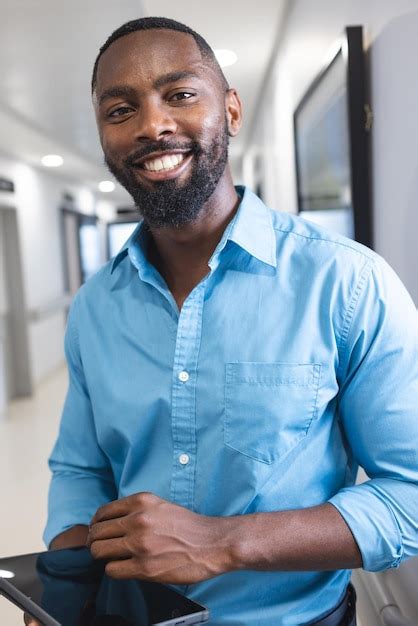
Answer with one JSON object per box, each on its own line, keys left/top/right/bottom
{"left": 41, "top": 154, "right": 63, "bottom": 167}
{"left": 0, "top": 569, "right": 15, "bottom": 578}
{"left": 214, "top": 49, "right": 238, "bottom": 68}
{"left": 98, "top": 180, "right": 115, "bottom": 193}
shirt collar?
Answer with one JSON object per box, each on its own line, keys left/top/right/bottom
{"left": 111, "top": 185, "right": 277, "bottom": 274}
{"left": 227, "top": 186, "right": 277, "bottom": 268}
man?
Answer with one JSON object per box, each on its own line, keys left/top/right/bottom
{"left": 28, "top": 16, "right": 418, "bottom": 626}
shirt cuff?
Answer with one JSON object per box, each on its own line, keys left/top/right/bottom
{"left": 328, "top": 482, "right": 403, "bottom": 572}
{"left": 43, "top": 472, "right": 116, "bottom": 548}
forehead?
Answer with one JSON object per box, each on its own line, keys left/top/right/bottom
{"left": 95, "top": 29, "right": 210, "bottom": 92}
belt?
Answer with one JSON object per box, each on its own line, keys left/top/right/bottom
{"left": 305, "top": 584, "right": 356, "bottom": 626}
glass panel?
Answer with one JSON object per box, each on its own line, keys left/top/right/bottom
{"left": 108, "top": 222, "right": 138, "bottom": 259}
{"left": 79, "top": 223, "right": 101, "bottom": 281}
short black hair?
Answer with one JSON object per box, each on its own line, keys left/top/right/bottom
{"left": 91, "top": 16, "right": 229, "bottom": 93}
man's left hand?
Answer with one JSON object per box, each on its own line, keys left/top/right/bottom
{"left": 87, "top": 492, "right": 237, "bottom": 584}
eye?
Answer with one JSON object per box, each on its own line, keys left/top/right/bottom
{"left": 169, "top": 92, "right": 195, "bottom": 102}
{"left": 108, "top": 106, "right": 134, "bottom": 118}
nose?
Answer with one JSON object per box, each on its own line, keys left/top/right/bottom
{"left": 134, "top": 98, "right": 177, "bottom": 141}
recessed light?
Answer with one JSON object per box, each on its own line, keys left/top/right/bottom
{"left": 214, "top": 49, "right": 238, "bottom": 68}
{"left": 0, "top": 569, "right": 15, "bottom": 578}
{"left": 98, "top": 180, "right": 115, "bottom": 193}
{"left": 41, "top": 154, "right": 63, "bottom": 167}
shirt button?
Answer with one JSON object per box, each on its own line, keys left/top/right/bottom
{"left": 178, "top": 371, "right": 189, "bottom": 383}
{"left": 179, "top": 454, "right": 190, "bottom": 465}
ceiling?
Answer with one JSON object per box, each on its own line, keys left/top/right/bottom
{"left": 0, "top": 0, "right": 287, "bottom": 203}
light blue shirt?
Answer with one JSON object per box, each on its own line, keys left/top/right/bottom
{"left": 45, "top": 187, "right": 418, "bottom": 625}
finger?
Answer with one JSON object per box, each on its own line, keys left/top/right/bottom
{"left": 105, "top": 557, "right": 143, "bottom": 580}
{"left": 91, "top": 501, "right": 130, "bottom": 525}
{"left": 90, "top": 494, "right": 139, "bottom": 524}
{"left": 90, "top": 537, "right": 131, "bottom": 560}
{"left": 88, "top": 517, "right": 126, "bottom": 545}
{"left": 92, "top": 492, "right": 153, "bottom": 524}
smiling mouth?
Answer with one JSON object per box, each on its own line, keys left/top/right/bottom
{"left": 137, "top": 152, "right": 189, "bottom": 173}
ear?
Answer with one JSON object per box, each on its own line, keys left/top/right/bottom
{"left": 225, "top": 88, "right": 243, "bottom": 137}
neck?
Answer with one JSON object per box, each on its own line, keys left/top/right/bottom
{"left": 147, "top": 169, "right": 239, "bottom": 276}
{"left": 145, "top": 169, "right": 239, "bottom": 309}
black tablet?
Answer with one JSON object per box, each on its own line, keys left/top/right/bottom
{"left": 0, "top": 547, "right": 209, "bottom": 625}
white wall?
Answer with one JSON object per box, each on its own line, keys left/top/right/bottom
{"left": 246, "top": 0, "right": 418, "bottom": 304}
{"left": 0, "top": 154, "right": 102, "bottom": 386}
{"left": 0, "top": 213, "right": 8, "bottom": 414}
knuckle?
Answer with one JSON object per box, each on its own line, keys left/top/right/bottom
{"left": 133, "top": 492, "right": 145, "bottom": 504}
{"left": 141, "top": 561, "right": 154, "bottom": 579}
{"left": 105, "top": 561, "right": 121, "bottom": 579}
{"left": 132, "top": 511, "right": 145, "bottom": 526}
{"left": 122, "top": 534, "right": 133, "bottom": 553}
{"left": 89, "top": 541, "right": 101, "bottom": 558}
{"left": 138, "top": 491, "right": 156, "bottom": 505}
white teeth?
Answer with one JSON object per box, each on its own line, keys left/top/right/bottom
{"left": 162, "top": 155, "right": 173, "bottom": 169}
{"left": 143, "top": 153, "right": 185, "bottom": 172}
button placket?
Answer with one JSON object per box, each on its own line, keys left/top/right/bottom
{"left": 170, "top": 284, "right": 205, "bottom": 509}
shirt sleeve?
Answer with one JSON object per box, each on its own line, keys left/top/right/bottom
{"left": 43, "top": 294, "right": 118, "bottom": 547}
{"left": 328, "top": 256, "right": 418, "bottom": 572}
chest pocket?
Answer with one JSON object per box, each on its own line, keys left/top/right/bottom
{"left": 224, "top": 362, "right": 321, "bottom": 464}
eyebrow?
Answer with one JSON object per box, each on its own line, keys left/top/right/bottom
{"left": 153, "top": 70, "right": 200, "bottom": 89}
{"left": 98, "top": 71, "right": 200, "bottom": 106}
{"left": 98, "top": 86, "right": 137, "bottom": 106}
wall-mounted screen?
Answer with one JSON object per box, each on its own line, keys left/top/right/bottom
{"left": 294, "top": 26, "right": 372, "bottom": 247}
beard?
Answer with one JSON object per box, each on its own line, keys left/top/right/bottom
{"left": 104, "top": 119, "right": 229, "bottom": 228}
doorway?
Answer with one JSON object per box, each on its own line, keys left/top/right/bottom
{"left": 0, "top": 206, "right": 32, "bottom": 414}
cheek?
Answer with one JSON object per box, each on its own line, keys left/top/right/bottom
{"left": 191, "top": 107, "right": 226, "bottom": 142}
{"left": 100, "top": 128, "right": 130, "bottom": 162}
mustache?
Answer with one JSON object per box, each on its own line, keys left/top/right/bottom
{"left": 125, "top": 140, "right": 201, "bottom": 167}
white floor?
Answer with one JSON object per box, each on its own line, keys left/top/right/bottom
{"left": 0, "top": 365, "right": 68, "bottom": 625}
{"left": 0, "top": 366, "right": 371, "bottom": 626}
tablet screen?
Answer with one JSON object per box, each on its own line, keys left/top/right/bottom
{"left": 0, "top": 547, "right": 208, "bottom": 625}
